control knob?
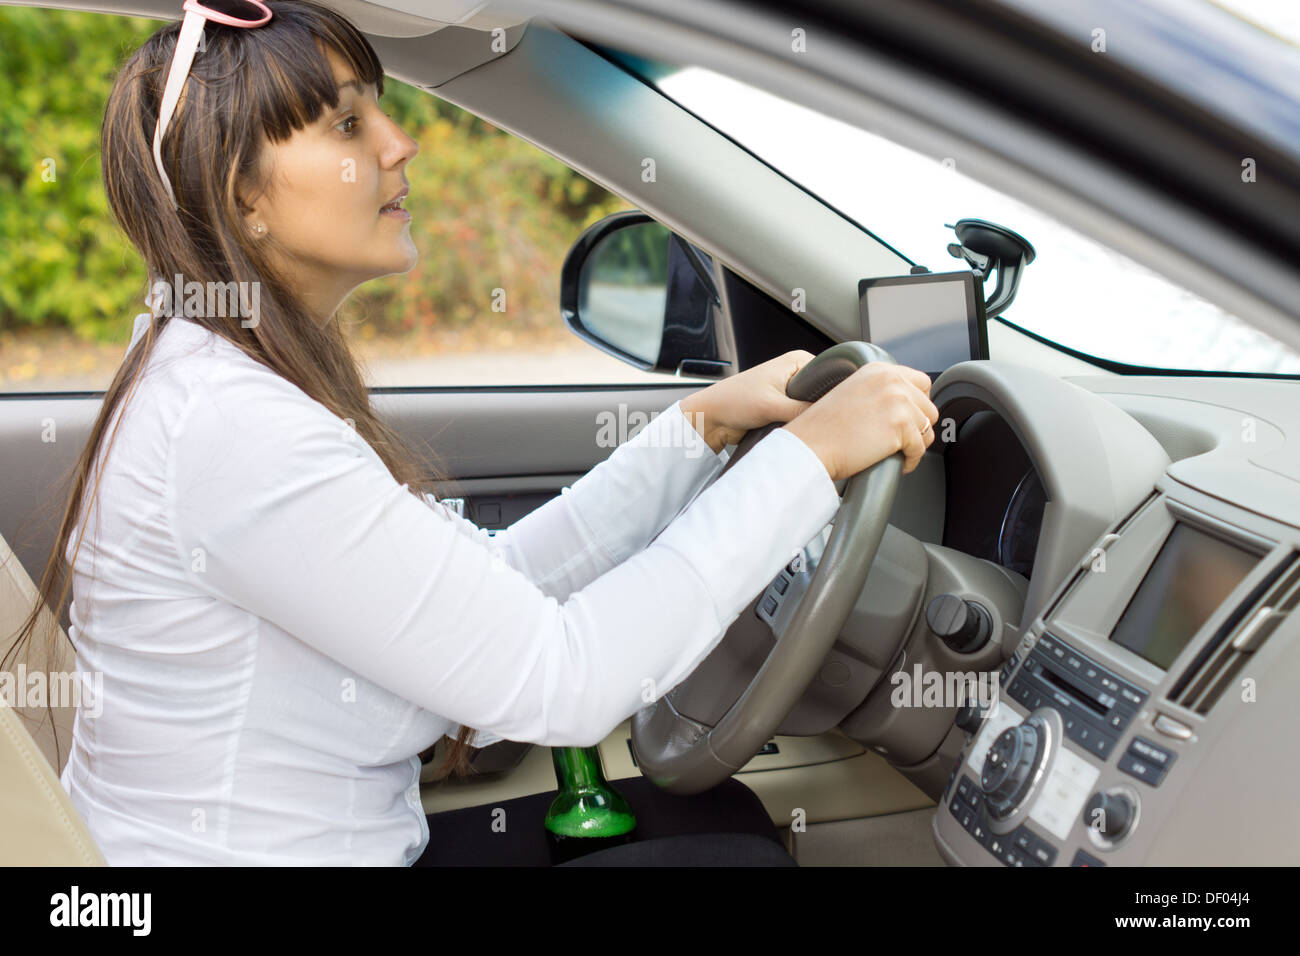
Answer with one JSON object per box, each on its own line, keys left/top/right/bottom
{"left": 980, "top": 715, "right": 1047, "bottom": 820}
{"left": 1084, "top": 791, "right": 1135, "bottom": 841}
{"left": 926, "top": 594, "right": 992, "bottom": 653}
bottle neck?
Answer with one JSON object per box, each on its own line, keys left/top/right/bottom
{"left": 551, "top": 746, "right": 608, "bottom": 790}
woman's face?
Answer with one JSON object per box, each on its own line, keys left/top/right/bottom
{"left": 241, "top": 46, "right": 419, "bottom": 321}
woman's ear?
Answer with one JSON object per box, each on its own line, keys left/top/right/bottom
{"left": 235, "top": 169, "right": 270, "bottom": 241}
{"left": 238, "top": 199, "right": 269, "bottom": 241}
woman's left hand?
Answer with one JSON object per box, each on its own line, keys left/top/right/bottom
{"left": 679, "top": 350, "right": 818, "bottom": 455}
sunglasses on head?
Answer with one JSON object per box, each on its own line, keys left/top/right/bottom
{"left": 152, "top": 0, "right": 273, "bottom": 210}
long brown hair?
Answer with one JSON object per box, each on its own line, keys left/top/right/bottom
{"left": 2, "top": 0, "right": 480, "bottom": 781}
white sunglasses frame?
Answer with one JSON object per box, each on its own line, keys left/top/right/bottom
{"left": 151, "top": 2, "right": 271, "bottom": 209}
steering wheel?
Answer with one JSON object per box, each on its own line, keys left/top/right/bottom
{"left": 631, "top": 341, "right": 904, "bottom": 795}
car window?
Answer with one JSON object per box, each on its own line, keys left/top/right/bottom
{"left": 648, "top": 61, "right": 1300, "bottom": 376}
{"left": 0, "top": 7, "right": 700, "bottom": 393}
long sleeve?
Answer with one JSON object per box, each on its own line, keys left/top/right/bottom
{"left": 424, "top": 400, "right": 729, "bottom": 603}
{"left": 423, "top": 400, "right": 729, "bottom": 748}
{"left": 167, "top": 367, "right": 841, "bottom": 749}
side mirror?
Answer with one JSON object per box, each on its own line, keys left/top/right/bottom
{"left": 559, "top": 211, "right": 731, "bottom": 377}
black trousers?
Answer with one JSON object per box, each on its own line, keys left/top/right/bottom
{"left": 413, "top": 775, "right": 794, "bottom": 866}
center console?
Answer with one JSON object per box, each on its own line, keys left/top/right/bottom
{"left": 933, "top": 475, "right": 1300, "bottom": 866}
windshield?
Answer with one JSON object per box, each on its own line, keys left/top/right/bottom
{"left": 624, "top": 0, "right": 1300, "bottom": 376}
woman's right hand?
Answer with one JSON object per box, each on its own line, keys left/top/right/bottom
{"left": 781, "top": 362, "right": 940, "bottom": 481}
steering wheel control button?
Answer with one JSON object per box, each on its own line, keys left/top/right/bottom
{"left": 926, "top": 593, "right": 992, "bottom": 653}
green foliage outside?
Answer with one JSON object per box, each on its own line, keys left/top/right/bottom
{"left": 0, "top": 9, "right": 157, "bottom": 343}
{"left": 589, "top": 222, "right": 671, "bottom": 285}
{"left": 0, "top": 8, "right": 631, "bottom": 344}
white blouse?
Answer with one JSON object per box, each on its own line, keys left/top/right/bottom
{"left": 59, "top": 314, "right": 840, "bottom": 865}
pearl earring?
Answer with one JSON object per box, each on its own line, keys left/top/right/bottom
{"left": 253, "top": 223, "right": 265, "bottom": 235}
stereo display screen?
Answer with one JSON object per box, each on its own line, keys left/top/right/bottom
{"left": 1110, "top": 523, "right": 1259, "bottom": 670}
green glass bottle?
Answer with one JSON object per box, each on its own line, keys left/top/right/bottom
{"left": 544, "top": 746, "right": 637, "bottom": 864}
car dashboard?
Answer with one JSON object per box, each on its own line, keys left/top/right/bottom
{"left": 941, "top": 409, "right": 1046, "bottom": 581}
{"left": 930, "top": 367, "right": 1300, "bottom": 866}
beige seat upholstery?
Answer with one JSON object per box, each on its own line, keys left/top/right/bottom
{"left": 0, "top": 534, "right": 106, "bottom": 865}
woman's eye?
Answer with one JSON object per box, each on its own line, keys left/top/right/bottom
{"left": 336, "top": 114, "right": 359, "bottom": 137}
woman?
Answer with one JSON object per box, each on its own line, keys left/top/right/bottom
{"left": 5, "top": 0, "right": 937, "bottom": 865}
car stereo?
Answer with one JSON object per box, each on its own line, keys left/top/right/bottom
{"left": 934, "top": 486, "right": 1296, "bottom": 866}
{"left": 1108, "top": 522, "right": 1259, "bottom": 670}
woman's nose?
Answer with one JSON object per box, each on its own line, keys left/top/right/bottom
{"left": 385, "top": 119, "right": 418, "bottom": 167}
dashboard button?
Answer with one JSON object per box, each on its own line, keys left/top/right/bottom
{"left": 1000, "top": 653, "right": 1020, "bottom": 683}
{"left": 773, "top": 574, "right": 790, "bottom": 595}
{"left": 1071, "top": 849, "right": 1106, "bottom": 867}
{"left": 1128, "top": 736, "right": 1175, "bottom": 768}
{"left": 1154, "top": 713, "right": 1194, "bottom": 740}
{"left": 1118, "top": 752, "right": 1166, "bottom": 786}
{"left": 1009, "top": 680, "right": 1033, "bottom": 706}
{"left": 1119, "top": 686, "right": 1147, "bottom": 707}
{"left": 1092, "top": 734, "right": 1118, "bottom": 760}
{"left": 761, "top": 594, "right": 779, "bottom": 616}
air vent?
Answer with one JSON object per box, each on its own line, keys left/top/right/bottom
{"left": 1168, "top": 552, "right": 1300, "bottom": 714}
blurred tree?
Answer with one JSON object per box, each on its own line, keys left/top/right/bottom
{"left": 0, "top": 7, "right": 633, "bottom": 347}
{"left": 0, "top": 9, "right": 159, "bottom": 342}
